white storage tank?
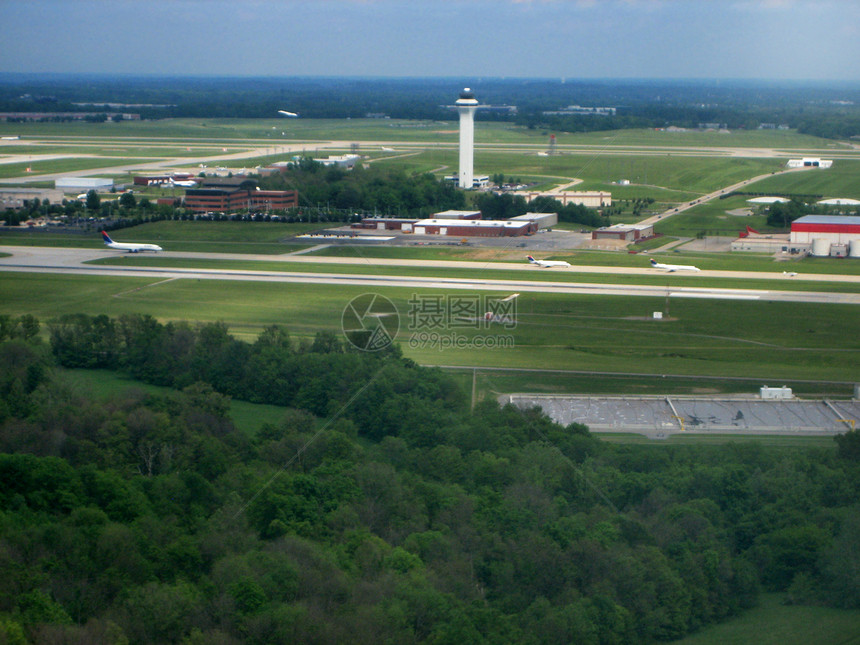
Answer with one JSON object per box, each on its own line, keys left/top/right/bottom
{"left": 811, "top": 238, "right": 831, "bottom": 257}
{"left": 850, "top": 239, "right": 860, "bottom": 258}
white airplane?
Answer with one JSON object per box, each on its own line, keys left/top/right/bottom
{"left": 278, "top": 110, "right": 299, "bottom": 118}
{"left": 170, "top": 179, "right": 197, "bottom": 188}
{"left": 527, "top": 255, "right": 570, "bottom": 268}
{"left": 649, "top": 258, "right": 700, "bottom": 272}
{"left": 101, "top": 231, "right": 162, "bottom": 253}
{"left": 381, "top": 146, "right": 395, "bottom": 152}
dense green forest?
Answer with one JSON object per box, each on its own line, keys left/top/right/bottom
{"left": 258, "top": 162, "right": 467, "bottom": 219}
{"left": 0, "top": 313, "right": 858, "bottom": 644}
{"left": 1, "top": 75, "right": 859, "bottom": 139}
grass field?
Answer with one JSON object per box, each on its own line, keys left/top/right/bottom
{"left": 3, "top": 273, "right": 858, "bottom": 384}
{"left": 0, "top": 119, "right": 845, "bottom": 149}
{"left": 55, "top": 368, "right": 286, "bottom": 437}
{"left": 740, "top": 158, "right": 860, "bottom": 200}
{"left": 671, "top": 593, "right": 860, "bottom": 645}
{"left": 0, "top": 220, "right": 321, "bottom": 253}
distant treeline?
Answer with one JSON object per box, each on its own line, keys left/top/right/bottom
{"left": 259, "top": 161, "right": 467, "bottom": 219}
{"left": 2, "top": 75, "right": 859, "bottom": 139}
{"left": 0, "top": 314, "right": 858, "bottom": 643}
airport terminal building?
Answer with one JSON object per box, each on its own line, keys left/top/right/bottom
{"left": 353, "top": 210, "right": 549, "bottom": 237}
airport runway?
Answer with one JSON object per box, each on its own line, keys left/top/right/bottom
{"left": 2, "top": 246, "right": 859, "bottom": 305}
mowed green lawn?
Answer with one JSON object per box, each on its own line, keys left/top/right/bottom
{"left": 0, "top": 221, "right": 321, "bottom": 253}
{"left": 2, "top": 273, "right": 857, "bottom": 383}
{"left": 54, "top": 367, "right": 287, "bottom": 438}
{"left": 743, "top": 158, "right": 860, "bottom": 200}
{"left": 671, "top": 593, "right": 860, "bottom": 645}
{"left": 0, "top": 119, "right": 841, "bottom": 148}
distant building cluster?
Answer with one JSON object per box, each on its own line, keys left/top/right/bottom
{"left": 732, "top": 215, "right": 860, "bottom": 258}
{"left": 353, "top": 210, "right": 557, "bottom": 238}
{"left": 0, "top": 112, "right": 141, "bottom": 121}
{"left": 592, "top": 222, "right": 654, "bottom": 242}
{"left": 518, "top": 191, "right": 612, "bottom": 208}
{"left": 543, "top": 105, "right": 616, "bottom": 116}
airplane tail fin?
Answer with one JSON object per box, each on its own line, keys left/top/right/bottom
{"left": 527, "top": 256, "right": 536, "bottom": 263}
{"left": 650, "top": 259, "right": 657, "bottom": 266}
{"left": 101, "top": 231, "right": 113, "bottom": 245}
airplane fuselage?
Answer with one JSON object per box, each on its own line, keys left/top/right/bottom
{"left": 527, "top": 256, "right": 570, "bottom": 268}
{"left": 650, "top": 259, "right": 700, "bottom": 272}
{"left": 102, "top": 231, "right": 162, "bottom": 253}
{"left": 106, "top": 242, "right": 162, "bottom": 253}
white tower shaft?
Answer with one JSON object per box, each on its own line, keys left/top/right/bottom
{"left": 458, "top": 105, "right": 476, "bottom": 189}
{"left": 456, "top": 88, "right": 479, "bottom": 190}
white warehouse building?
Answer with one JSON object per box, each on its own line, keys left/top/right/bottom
{"left": 55, "top": 177, "right": 114, "bottom": 192}
{"left": 786, "top": 158, "right": 833, "bottom": 169}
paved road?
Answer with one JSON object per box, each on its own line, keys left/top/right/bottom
{"left": 2, "top": 246, "right": 858, "bottom": 305}
{"left": 638, "top": 166, "right": 811, "bottom": 227}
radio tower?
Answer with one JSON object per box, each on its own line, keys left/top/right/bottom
{"left": 456, "top": 88, "right": 479, "bottom": 189}
{"left": 548, "top": 134, "right": 557, "bottom": 156}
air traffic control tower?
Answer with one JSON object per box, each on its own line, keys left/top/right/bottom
{"left": 456, "top": 88, "right": 479, "bottom": 189}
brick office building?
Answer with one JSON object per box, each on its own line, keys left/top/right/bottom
{"left": 183, "top": 177, "right": 298, "bottom": 213}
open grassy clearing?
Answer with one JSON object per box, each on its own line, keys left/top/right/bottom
{"left": 54, "top": 367, "right": 287, "bottom": 438}
{"left": 0, "top": 220, "right": 321, "bottom": 253}
{"left": 370, "top": 146, "right": 785, "bottom": 199}
{"left": 738, "top": 158, "right": 860, "bottom": 199}
{"left": 0, "top": 234, "right": 308, "bottom": 255}
{"left": 2, "top": 273, "right": 857, "bottom": 382}
{"left": 2, "top": 120, "right": 846, "bottom": 150}
{"left": 0, "top": 143, "right": 231, "bottom": 158}
{"left": 670, "top": 593, "right": 860, "bottom": 645}
{"left": 655, "top": 194, "right": 774, "bottom": 236}
{"left": 0, "top": 157, "right": 152, "bottom": 179}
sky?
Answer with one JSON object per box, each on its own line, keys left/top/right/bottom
{"left": 1, "top": 0, "right": 858, "bottom": 82}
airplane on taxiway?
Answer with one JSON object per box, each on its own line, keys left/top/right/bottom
{"left": 649, "top": 258, "right": 700, "bottom": 272}
{"left": 527, "top": 255, "right": 571, "bottom": 268}
{"left": 278, "top": 110, "right": 299, "bottom": 118}
{"left": 101, "top": 231, "right": 162, "bottom": 253}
